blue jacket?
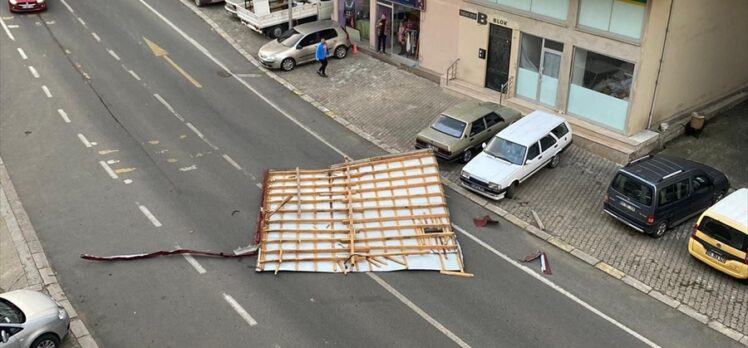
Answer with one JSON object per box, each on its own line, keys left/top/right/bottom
{"left": 315, "top": 42, "right": 328, "bottom": 61}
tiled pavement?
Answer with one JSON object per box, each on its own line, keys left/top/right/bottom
{"left": 173, "top": 2, "right": 748, "bottom": 337}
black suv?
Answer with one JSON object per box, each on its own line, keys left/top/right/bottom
{"left": 603, "top": 155, "right": 729, "bottom": 238}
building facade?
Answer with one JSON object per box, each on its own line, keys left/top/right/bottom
{"left": 333, "top": 0, "right": 748, "bottom": 161}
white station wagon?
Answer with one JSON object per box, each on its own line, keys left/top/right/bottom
{"left": 460, "top": 111, "right": 573, "bottom": 200}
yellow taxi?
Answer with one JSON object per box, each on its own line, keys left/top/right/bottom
{"left": 688, "top": 188, "right": 748, "bottom": 280}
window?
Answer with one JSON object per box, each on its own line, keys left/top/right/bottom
{"left": 470, "top": 119, "right": 487, "bottom": 136}
{"left": 692, "top": 175, "right": 712, "bottom": 194}
{"left": 526, "top": 143, "right": 540, "bottom": 162}
{"left": 700, "top": 216, "right": 748, "bottom": 252}
{"left": 611, "top": 173, "right": 653, "bottom": 206}
{"left": 0, "top": 299, "right": 25, "bottom": 324}
{"left": 277, "top": 29, "right": 303, "bottom": 48}
{"left": 478, "top": 0, "right": 570, "bottom": 21}
{"left": 539, "top": 134, "right": 557, "bottom": 152}
{"left": 517, "top": 34, "right": 564, "bottom": 106}
{"left": 484, "top": 112, "right": 503, "bottom": 128}
{"left": 485, "top": 137, "right": 526, "bottom": 165}
{"left": 578, "top": 0, "right": 646, "bottom": 40}
{"left": 320, "top": 29, "right": 338, "bottom": 40}
{"left": 567, "top": 48, "right": 634, "bottom": 131}
{"left": 658, "top": 179, "right": 690, "bottom": 206}
{"left": 551, "top": 123, "right": 569, "bottom": 138}
{"left": 431, "top": 115, "right": 466, "bottom": 138}
{"left": 342, "top": 0, "right": 371, "bottom": 41}
{"left": 299, "top": 33, "right": 319, "bottom": 48}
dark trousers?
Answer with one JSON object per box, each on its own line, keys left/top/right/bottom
{"left": 377, "top": 34, "right": 386, "bottom": 52}
{"left": 318, "top": 59, "right": 328, "bottom": 75}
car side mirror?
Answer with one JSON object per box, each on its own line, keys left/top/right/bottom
{"left": 1, "top": 330, "right": 9, "bottom": 343}
{"left": 481, "top": 142, "right": 487, "bottom": 149}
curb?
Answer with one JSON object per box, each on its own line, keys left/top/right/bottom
{"left": 0, "top": 156, "right": 99, "bottom": 348}
{"left": 178, "top": 2, "right": 748, "bottom": 345}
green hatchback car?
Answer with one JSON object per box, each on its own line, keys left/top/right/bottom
{"left": 415, "top": 101, "right": 521, "bottom": 163}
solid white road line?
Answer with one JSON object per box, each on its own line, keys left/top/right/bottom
{"left": 41, "top": 85, "right": 52, "bottom": 98}
{"left": 59, "top": 0, "right": 74, "bottom": 12}
{"left": 77, "top": 133, "right": 92, "bottom": 148}
{"left": 91, "top": 32, "right": 101, "bottom": 42}
{"left": 368, "top": 273, "right": 471, "bottom": 348}
{"left": 222, "top": 154, "right": 242, "bottom": 171}
{"left": 76, "top": 17, "right": 87, "bottom": 27}
{"left": 222, "top": 293, "right": 257, "bottom": 327}
{"left": 28, "top": 66, "right": 39, "bottom": 78}
{"left": 0, "top": 16, "right": 15, "bottom": 41}
{"left": 128, "top": 70, "right": 141, "bottom": 81}
{"left": 452, "top": 224, "right": 660, "bottom": 348}
{"left": 138, "top": 0, "right": 347, "bottom": 159}
{"left": 107, "top": 49, "right": 121, "bottom": 61}
{"left": 17, "top": 48, "right": 27, "bottom": 60}
{"left": 176, "top": 244, "right": 206, "bottom": 274}
{"left": 98, "top": 161, "right": 119, "bottom": 179}
{"left": 153, "top": 93, "right": 185, "bottom": 122}
{"left": 137, "top": 204, "right": 162, "bottom": 227}
{"left": 57, "top": 109, "right": 71, "bottom": 123}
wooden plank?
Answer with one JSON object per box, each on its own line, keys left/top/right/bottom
{"left": 262, "top": 244, "right": 460, "bottom": 254}
{"left": 269, "top": 162, "right": 438, "bottom": 184}
{"left": 440, "top": 271, "right": 475, "bottom": 278}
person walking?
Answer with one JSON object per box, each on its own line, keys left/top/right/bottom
{"left": 316, "top": 38, "right": 329, "bottom": 77}
{"left": 376, "top": 14, "right": 387, "bottom": 53}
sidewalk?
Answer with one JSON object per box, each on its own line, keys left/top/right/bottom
{"left": 189, "top": 3, "right": 748, "bottom": 340}
{"left": 0, "top": 157, "right": 97, "bottom": 348}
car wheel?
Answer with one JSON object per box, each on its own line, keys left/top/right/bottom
{"left": 505, "top": 181, "right": 518, "bottom": 199}
{"left": 712, "top": 190, "right": 726, "bottom": 204}
{"left": 548, "top": 155, "right": 560, "bottom": 168}
{"left": 281, "top": 58, "right": 296, "bottom": 72}
{"left": 461, "top": 149, "right": 473, "bottom": 163}
{"left": 31, "top": 334, "right": 59, "bottom": 348}
{"left": 650, "top": 220, "right": 668, "bottom": 239}
{"left": 335, "top": 45, "right": 348, "bottom": 59}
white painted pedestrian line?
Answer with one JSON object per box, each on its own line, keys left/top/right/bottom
{"left": 452, "top": 224, "right": 660, "bottom": 348}
{"left": 98, "top": 161, "right": 119, "bottom": 179}
{"left": 7, "top": 24, "right": 18, "bottom": 29}
{"left": 57, "top": 109, "right": 71, "bottom": 123}
{"left": 368, "top": 273, "right": 470, "bottom": 347}
{"left": 91, "top": 32, "right": 101, "bottom": 42}
{"left": 28, "top": 66, "right": 39, "bottom": 78}
{"left": 17, "top": 48, "right": 27, "bottom": 60}
{"left": 222, "top": 293, "right": 257, "bottom": 326}
{"left": 59, "top": 0, "right": 74, "bottom": 13}
{"left": 137, "top": 204, "right": 162, "bottom": 227}
{"left": 176, "top": 244, "right": 206, "bottom": 274}
{"left": 41, "top": 85, "right": 52, "bottom": 98}
{"left": 77, "top": 133, "right": 92, "bottom": 148}
{"left": 153, "top": 93, "right": 185, "bottom": 122}
{"left": 107, "top": 49, "right": 120, "bottom": 61}
{"left": 0, "top": 16, "right": 15, "bottom": 41}
{"left": 222, "top": 154, "right": 242, "bottom": 171}
{"left": 76, "top": 17, "right": 87, "bottom": 27}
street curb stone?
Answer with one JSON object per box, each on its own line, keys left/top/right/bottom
{"left": 708, "top": 321, "right": 745, "bottom": 342}
{"left": 179, "top": 0, "right": 748, "bottom": 341}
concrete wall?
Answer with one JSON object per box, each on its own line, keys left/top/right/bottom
{"left": 418, "top": 0, "right": 461, "bottom": 74}
{"left": 650, "top": 0, "right": 748, "bottom": 124}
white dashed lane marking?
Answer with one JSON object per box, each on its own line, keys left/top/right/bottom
{"left": 59, "top": 0, "right": 74, "bottom": 12}
{"left": 0, "top": 16, "right": 15, "bottom": 41}
{"left": 98, "top": 161, "right": 119, "bottom": 179}
{"left": 41, "top": 85, "right": 52, "bottom": 98}
{"left": 91, "top": 32, "right": 101, "bottom": 42}
{"left": 108, "top": 49, "right": 120, "bottom": 61}
{"left": 153, "top": 93, "right": 185, "bottom": 122}
{"left": 76, "top": 17, "right": 87, "bottom": 27}
{"left": 137, "top": 203, "right": 162, "bottom": 227}
{"left": 176, "top": 244, "right": 206, "bottom": 274}
{"left": 222, "top": 154, "right": 242, "bottom": 171}
{"left": 128, "top": 70, "right": 141, "bottom": 81}
{"left": 17, "top": 48, "right": 27, "bottom": 60}
{"left": 28, "top": 66, "right": 39, "bottom": 78}
{"left": 222, "top": 293, "right": 257, "bottom": 327}
{"left": 7, "top": 24, "right": 18, "bottom": 29}
{"left": 57, "top": 109, "right": 71, "bottom": 123}
{"left": 77, "top": 133, "right": 92, "bottom": 148}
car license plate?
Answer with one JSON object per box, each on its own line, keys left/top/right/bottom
{"left": 619, "top": 201, "right": 636, "bottom": 212}
{"left": 467, "top": 182, "right": 484, "bottom": 192}
{"left": 706, "top": 249, "right": 726, "bottom": 263}
{"left": 22, "top": 3, "right": 34, "bottom": 8}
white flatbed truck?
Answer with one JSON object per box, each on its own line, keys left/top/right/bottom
{"left": 225, "top": 0, "right": 333, "bottom": 38}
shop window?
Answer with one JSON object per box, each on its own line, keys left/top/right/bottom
{"left": 578, "top": 0, "right": 647, "bottom": 40}
{"left": 477, "top": 0, "right": 569, "bottom": 21}
{"left": 516, "top": 33, "right": 563, "bottom": 107}
{"left": 342, "top": 0, "right": 371, "bottom": 42}
{"left": 567, "top": 48, "right": 634, "bottom": 131}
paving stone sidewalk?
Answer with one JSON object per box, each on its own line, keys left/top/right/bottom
{"left": 192, "top": 3, "right": 746, "bottom": 337}
{"left": 0, "top": 157, "right": 96, "bottom": 348}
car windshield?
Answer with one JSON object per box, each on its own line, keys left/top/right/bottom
{"left": 277, "top": 29, "right": 302, "bottom": 47}
{"left": 0, "top": 298, "right": 25, "bottom": 324}
{"left": 430, "top": 115, "right": 466, "bottom": 138}
{"left": 484, "top": 137, "right": 525, "bottom": 165}
{"left": 700, "top": 216, "right": 748, "bottom": 252}
{"left": 611, "top": 173, "right": 653, "bottom": 206}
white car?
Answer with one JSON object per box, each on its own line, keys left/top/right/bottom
{"left": 460, "top": 111, "right": 572, "bottom": 200}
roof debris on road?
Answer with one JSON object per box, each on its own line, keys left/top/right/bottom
{"left": 255, "top": 150, "right": 470, "bottom": 276}
{"left": 519, "top": 250, "right": 552, "bottom": 275}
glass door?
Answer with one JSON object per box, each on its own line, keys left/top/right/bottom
{"left": 538, "top": 50, "right": 561, "bottom": 106}
{"left": 516, "top": 34, "right": 563, "bottom": 107}
{"left": 376, "top": 2, "right": 393, "bottom": 54}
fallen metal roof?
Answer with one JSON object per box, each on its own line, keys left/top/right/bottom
{"left": 255, "top": 150, "right": 468, "bottom": 276}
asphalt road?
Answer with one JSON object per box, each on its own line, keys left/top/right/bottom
{"left": 0, "top": 1, "right": 741, "bottom": 347}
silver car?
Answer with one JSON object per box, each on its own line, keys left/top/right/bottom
{"left": 258, "top": 20, "right": 350, "bottom": 71}
{"left": 0, "top": 290, "right": 70, "bottom": 348}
